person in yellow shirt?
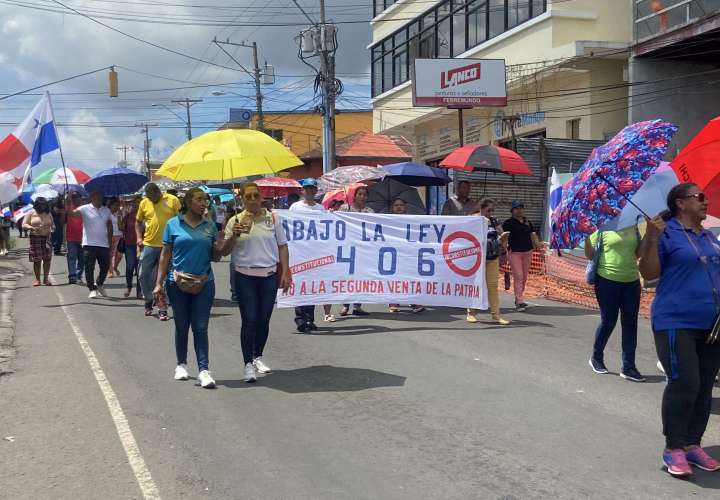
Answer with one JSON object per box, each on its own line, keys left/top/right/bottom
{"left": 135, "top": 183, "right": 181, "bottom": 320}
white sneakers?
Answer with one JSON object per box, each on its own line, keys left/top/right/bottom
{"left": 324, "top": 314, "right": 336, "bottom": 322}
{"left": 174, "top": 364, "right": 215, "bottom": 388}
{"left": 197, "top": 370, "right": 216, "bottom": 389}
{"left": 244, "top": 362, "right": 257, "bottom": 383}
{"left": 96, "top": 286, "right": 108, "bottom": 297}
{"left": 88, "top": 290, "right": 98, "bottom": 299}
{"left": 253, "top": 357, "right": 271, "bottom": 374}
{"left": 174, "top": 364, "right": 189, "bottom": 380}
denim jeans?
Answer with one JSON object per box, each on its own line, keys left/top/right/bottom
{"left": 229, "top": 262, "right": 236, "bottom": 299}
{"left": 593, "top": 275, "right": 641, "bottom": 371}
{"left": 124, "top": 245, "right": 138, "bottom": 290}
{"left": 234, "top": 271, "right": 278, "bottom": 364}
{"left": 66, "top": 241, "right": 84, "bottom": 281}
{"left": 83, "top": 246, "right": 110, "bottom": 291}
{"left": 139, "top": 246, "right": 163, "bottom": 309}
{"left": 167, "top": 280, "right": 214, "bottom": 372}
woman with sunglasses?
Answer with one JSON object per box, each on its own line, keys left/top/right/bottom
{"left": 639, "top": 183, "right": 720, "bottom": 477}
{"left": 23, "top": 197, "right": 55, "bottom": 286}
{"left": 154, "top": 187, "right": 220, "bottom": 389}
{"left": 585, "top": 223, "right": 644, "bottom": 383}
{"left": 220, "top": 183, "right": 292, "bottom": 383}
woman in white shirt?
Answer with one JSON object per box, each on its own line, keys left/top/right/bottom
{"left": 221, "top": 182, "right": 292, "bottom": 382}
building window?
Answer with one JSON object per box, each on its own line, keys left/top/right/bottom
{"left": 370, "top": 0, "right": 547, "bottom": 97}
{"left": 452, "top": 1, "right": 467, "bottom": 56}
{"left": 374, "top": 0, "right": 401, "bottom": 18}
{"left": 567, "top": 119, "right": 581, "bottom": 140}
{"left": 265, "top": 129, "right": 283, "bottom": 141}
{"left": 467, "top": 1, "right": 488, "bottom": 49}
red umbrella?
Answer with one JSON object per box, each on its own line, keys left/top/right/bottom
{"left": 670, "top": 117, "right": 720, "bottom": 216}
{"left": 255, "top": 176, "right": 301, "bottom": 198}
{"left": 440, "top": 145, "right": 532, "bottom": 176}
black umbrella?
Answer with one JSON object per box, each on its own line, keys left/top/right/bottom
{"left": 367, "top": 178, "right": 426, "bottom": 214}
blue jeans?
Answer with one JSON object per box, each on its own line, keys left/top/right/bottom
{"left": 66, "top": 241, "right": 84, "bottom": 281}
{"left": 593, "top": 275, "right": 641, "bottom": 371}
{"left": 139, "top": 246, "right": 163, "bottom": 309}
{"left": 234, "top": 271, "right": 277, "bottom": 364}
{"left": 124, "top": 245, "right": 138, "bottom": 290}
{"left": 166, "top": 280, "right": 215, "bottom": 371}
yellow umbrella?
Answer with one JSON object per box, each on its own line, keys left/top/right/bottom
{"left": 156, "top": 129, "right": 303, "bottom": 181}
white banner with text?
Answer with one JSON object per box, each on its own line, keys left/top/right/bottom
{"left": 275, "top": 211, "right": 488, "bottom": 309}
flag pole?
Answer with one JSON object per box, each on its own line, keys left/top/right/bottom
{"left": 45, "top": 91, "right": 70, "bottom": 197}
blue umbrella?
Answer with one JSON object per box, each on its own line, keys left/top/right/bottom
{"left": 381, "top": 162, "right": 450, "bottom": 187}
{"left": 200, "top": 185, "right": 232, "bottom": 196}
{"left": 85, "top": 167, "right": 148, "bottom": 196}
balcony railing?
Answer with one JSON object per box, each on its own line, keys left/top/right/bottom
{"left": 634, "top": 0, "right": 720, "bottom": 41}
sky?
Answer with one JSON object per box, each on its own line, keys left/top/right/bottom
{"left": 0, "top": 0, "right": 374, "bottom": 176}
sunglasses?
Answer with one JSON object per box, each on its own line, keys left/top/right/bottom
{"left": 684, "top": 192, "right": 707, "bottom": 202}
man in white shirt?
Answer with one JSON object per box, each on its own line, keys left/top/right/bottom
{"left": 67, "top": 190, "right": 113, "bottom": 298}
{"left": 289, "top": 178, "right": 334, "bottom": 329}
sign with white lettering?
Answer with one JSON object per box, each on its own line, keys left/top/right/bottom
{"left": 411, "top": 58, "right": 507, "bottom": 107}
{"left": 275, "top": 211, "right": 488, "bottom": 309}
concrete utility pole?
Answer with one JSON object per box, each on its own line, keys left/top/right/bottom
{"left": 135, "top": 123, "right": 157, "bottom": 178}
{"left": 319, "top": 0, "right": 336, "bottom": 174}
{"left": 295, "top": 1, "right": 339, "bottom": 174}
{"left": 213, "top": 39, "right": 265, "bottom": 131}
{"left": 171, "top": 98, "right": 203, "bottom": 140}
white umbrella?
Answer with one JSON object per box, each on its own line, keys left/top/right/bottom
{"left": 31, "top": 184, "right": 60, "bottom": 201}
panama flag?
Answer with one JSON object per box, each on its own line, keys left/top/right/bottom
{"left": 0, "top": 92, "right": 60, "bottom": 191}
{"left": 544, "top": 167, "right": 573, "bottom": 241}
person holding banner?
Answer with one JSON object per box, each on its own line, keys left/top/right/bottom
{"left": 339, "top": 186, "right": 374, "bottom": 317}
{"left": 289, "top": 178, "right": 335, "bottom": 329}
{"left": 221, "top": 182, "right": 292, "bottom": 383}
{"left": 467, "top": 199, "right": 510, "bottom": 325}
{"left": 441, "top": 180, "right": 479, "bottom": 216}
{"left": 23, "top": 197, "right": 55, "bottom": 286}
{"left": 388, "top": 198, "right": 425, "bottom": 314}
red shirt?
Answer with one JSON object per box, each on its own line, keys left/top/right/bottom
{"left": 66, "top": 214, "right": 83, "bottom": 242}
{"left": 123, "top": 213, "right": 138, "bottom": 245}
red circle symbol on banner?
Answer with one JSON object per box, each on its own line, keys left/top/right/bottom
{"left": 442, "top": 231, "right": 483, "bottom": 277}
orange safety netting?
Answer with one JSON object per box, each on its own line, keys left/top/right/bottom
{"left": 499, "top": 250, "right": 654, "bottom": 317}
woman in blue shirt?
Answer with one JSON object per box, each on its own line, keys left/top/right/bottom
{"left": 639, "top": 182, "right": 720, "bottom": 477}
{"left": 154, "top": 187, "right": 222, "bottom": 389}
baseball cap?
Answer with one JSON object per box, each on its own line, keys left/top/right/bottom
{"left": 301, "top": 178, "right": 318, "bottom": 188}
{"left": 510, "top": 200, "right": 524, "bottom": 211}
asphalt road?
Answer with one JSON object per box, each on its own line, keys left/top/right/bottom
{"left": 2, "top": 246, "right": 720, "bottom": 499}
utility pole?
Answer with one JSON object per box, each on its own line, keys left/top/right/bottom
{"left": 319, "top": 0, "right": 336, "bottom": 174}
{"left": 115, "top": 145, "right": 133, "bottom": 167}
{"left": 295, "top": 2, "right": 339, "bottom": 174}
{"left": 135, "top": 123, "right": 157, "bottom": 178}
{"left": 171, "top": 98, "right": 203, "bottom": 140}
{"left": 213, "top": 39, "right": 265, "bottom": 131}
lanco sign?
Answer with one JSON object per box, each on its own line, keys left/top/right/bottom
{"left": 411, "top": 58, "right": 507, "bottom": 108}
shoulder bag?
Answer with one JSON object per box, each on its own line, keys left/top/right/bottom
{"left": 585, "top": 233, "right": 604, "bottom": 285}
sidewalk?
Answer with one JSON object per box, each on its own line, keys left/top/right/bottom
{"left": 0, "top": 241, "right": 26, "bottom": 378}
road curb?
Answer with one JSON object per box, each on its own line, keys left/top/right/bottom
{"left": 0, "top": 249, "right": 26, "bottom": 378}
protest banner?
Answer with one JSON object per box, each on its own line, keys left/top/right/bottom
{"left": 275, "top": 210, "right": 488, "bottom": 309}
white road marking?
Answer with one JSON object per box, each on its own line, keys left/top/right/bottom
{"left": 53, "top": 288, "right": 161, "bottom": 500}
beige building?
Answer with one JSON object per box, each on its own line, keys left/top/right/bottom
{"left": 371, "top": 0, "right": 633, "bottom": 165}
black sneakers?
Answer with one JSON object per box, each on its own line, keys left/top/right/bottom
{"left": 589, "top": 358, "right": 609, "bottom": 374}
{"left": 620, "top": 367, "right": 646, "bottom": 382}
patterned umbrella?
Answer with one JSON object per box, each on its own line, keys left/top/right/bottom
{"left": 551, "top": 119, "right": 678, "bottom": 249}
{"left": 32, "top": 167, "right": 91, "bottom": 185}
{"left": 317, "top": 165, "right": 385, "bottom": 194}
{"left": 255, "top": 177, "right": 302, "bottom": 198}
